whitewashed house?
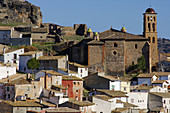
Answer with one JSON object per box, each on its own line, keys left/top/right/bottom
{"left": 0, "top": 47, "right": 24, "bottom": 70}
{"left": 0, "top": 63, "right": 16, "bottom": 79}
{"left": 90, "top": 90, "right": 138, "bottom": 113}
{"left": 19, "top": 51, "right": 43, "bottom": 73}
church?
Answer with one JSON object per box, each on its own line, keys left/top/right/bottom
{"left": 69, "top": 8, "right": 159, "bottom": 76}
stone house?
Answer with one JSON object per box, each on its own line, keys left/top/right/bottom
{"left": 62, "top": 75, "right": 83, "bottom": 101}
{"left": 0, "top": 26, "right": 12, "bottom": 45}
{"left": 0, "top": 47, "right": 24, "bottom": 70}
{"left": 19, "top": 51, "right": 43, "bottom": 73}
{"left": 0, "top": 100, "right": 42, "bottom": 113}
{"left": 152, "top": 80, "right": 169, "bottom": 91}
{"left": 31, "top": 27, "right": 48, "bottom": 42}
{"left": 90, "top": 89, "right": 138, "bottom": 113}
{"left": 59, "top": 99, "right": 95, "bottom": 113}
{"left": 153, "top": 72, "right": 170, "bottom": 80}
{"left": 160, "top": 53, "right": 170, "bottom": 61}
{"left": 148, "top": 92, "right": 170, "bottom": 113}
{"left": 69, "top": 8, "right": 159, "bottom": 75}
{"left": 38, "top": 55, "right": 66, "bottom": 72}
{"left": 0, "top": 62, "right": 16, "bottom": 79}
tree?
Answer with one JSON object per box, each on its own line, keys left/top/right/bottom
{"left": 137, "top": 55, "right": 146, "bottom": 72}
{"left": 27, "top": 58, "right": 41, "bottom": 74}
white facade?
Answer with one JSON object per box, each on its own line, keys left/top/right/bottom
{"left": 0, "top": 65, "right": 16, "bottom": 79}
{"left": 127, "top": 92, "right": 148, "bottom": 109}
{"left": 77, "top": 67, "right": 88, "bottom": 78}
{"left": 109, "top": 80, "right": 121, "bottom": 91}
{"left": 150, "top": 86, "right": 167, "bottom": 92}
{"left": 0, "top": 48, "right": 24, "bottom": 70}
{"left": 19, "top": 51, "right": 43, "bottom": 73}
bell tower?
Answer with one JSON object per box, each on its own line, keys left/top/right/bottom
{"left": 143, "top": 8, "right": 159, "bottom": 72}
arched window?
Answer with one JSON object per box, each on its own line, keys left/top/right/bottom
{"left": 114, "top": 43, "right": 118, "bottom": 47}
{"left": 148, "top": 37, "right": 151, "bottom": 43}
{"left": 152, "top": 23, "right": 155, "bottom": 32}
{"left": 147, "top": 16, "right": 150, "bottom": 21}
{"left": 135, "top": 44, "right": 138, "bottom": 49}
{"left": 148, "top": 23, "right": 151, "bottom": 31}
{"left": 153, "top": 37, "right": 155, "bottom": 43}
{"left": 154, "top": 17, "right": 156, "bottom": 21}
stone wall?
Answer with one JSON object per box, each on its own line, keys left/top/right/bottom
{"left": 10, "top": 37, "right": 32, "bottom": 46}
{"left": 74, "top": 24, "right": 87, "bottom": 36}
{"left": 105, "top": 40, "right": 125, "bottom": 76}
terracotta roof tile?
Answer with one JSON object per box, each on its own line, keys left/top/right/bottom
{"left": 149, "top": 92, "right": 170, "bottom": 98}
{"left": 137, "top": 73, "right": 158, "bottom": 78}
{"left": 68, "top": 99, "right": 95, "bottom": 106}
{"left": 38, "top": 56, "right": 65, "bottom": 60}
{"left": 97, "top": 89, "right": 128, "bottom": 97}
{"left": 20, "top": 51, "right": 43, "bottom": 56}
{"left": 62, "top": 75, "right": 83, "bottom": 81}
{"left": 4, "top": 101, "right": 42, "bottom": 107}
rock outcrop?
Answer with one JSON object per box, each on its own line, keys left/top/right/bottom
{"left": 0, "top": 0, "right": 42, "bottom": 26}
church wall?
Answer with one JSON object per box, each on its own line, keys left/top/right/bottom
{"left": 125, "top": 40, "right": 147, "bottom": 68}
{"left": 105, "top": 40, "right": 125, "bottom": 76}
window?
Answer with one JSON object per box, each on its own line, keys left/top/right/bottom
{"left": 164, "top": 85, "right": 167, "bottom": 88}
{"left": 148, "top": 37, "right": 151, "bottom": 43}
{"left": 80, "top": 69, "right": 82, "bottom": 73}
{"left": 148, "top": 23, "right": 151, "bottom": 31}
{"left": 8, "top": 94, "right": 10, "bottom": 99}
{"left": 7, "top": 87, "right": 9, "bottom": 91}
{"left": 111, "top": 85, "right": 115, "bottom": 90}
{"left": 152, "top": 23, "right": 155, "bottom": 32}
{"left": 131, "top": 99, "right": 134, "bottom": 103}
{"left": 7, "top": 71, "right": 9, "bottom": 74}
{"left": 113, "top": 51, "right": 117, "bottom": 55}
{"left": 3, "top": 35, "right": 7, "bottom": 39}
{"left": 154, "top": 16, "right": 156, "bottom": 21}
{"left": 76, "top": 90, "right": 78, "bottom": 93}
{"left": 27, "top": 87, "right": 30, "bottom": 91}
{"left": 132, "top": 61, "right": 134, "bottom": 65}
{"left": 152, "top": 37, "right": 155, "bottom": 43}
{"left": 147, "top": 16, "right": 150, "bottom": 21}
{"left": 40, "top": 36, "right": 43, "bottom": 38}
{"left": 164, "top": 100, "right": 166, "bottom": 104}
{"left": 135, "top": 44, "right": 138, "bottom": 49}
{"left": 24, "top": 67, "right": 26, "bottom": 71}
{"left": 34, "top": 86, "right": 36, "bottom": 89}
{"left": 74, "top": 82, "right": 76, "bottom": 85}
{"left": 124, "top": 87, "right": 126, "bottom": 91}
{"left": 77, "top": 82, "right": 80, "bottom": 85}
{"left": 114, "top": 43, "right": 118, "bottom": 47}
{"left": 67, "top": 85, "right": 70, "bottom": 88}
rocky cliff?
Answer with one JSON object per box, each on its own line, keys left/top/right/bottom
{"left": 0, "top": 0, "right": 42, "bottom": 26}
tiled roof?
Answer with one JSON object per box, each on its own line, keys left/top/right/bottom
{"left": 62, "top": 75, "right": 83, "bottom": 81}
{"left": 31, "top": 27, "right": 47, "bottom": 33}
{"left": 112, "top": 108, "right": 130, "bottom": 113}
{"left": 116, "top": 100, "right": 138, "bottom": 107}
{"left": 149, "top": 92, "right": 170, "bottom": 98}
{"left": 35, "top": 99, "right": 56, "bottom": 107}
{"left": 97, "top": 89, "right": 128, "bottom": 97}
{"left": 94, "top": 95, "right": 113, "bottom": 101}
{"left": 38, "top": 56, "right": 65, "bottom": 60}
{"left": 153, "top": 72, "right": 170, "bottom": 76}
{"left": 4, "top": 101, "right": 42, "bottom": 107}
{"left": 87, "top": 40, "right": 105, "bottom": 45}
{"left": 152, "top": 80, "right": 167, "bottom": 84}
{"left": 59, "top": 68, "right": 78, "bottom": 74}
{"left": 134, "top": 85, "right": 154, "bottom": 90}
{"left": 161, "top": 53, "right": 170, "bottom": 57}
{"left": 99, "top": 75, "right": 120, "bottom": 81}
{"left": 45, "top": 107, "right": 81, "bottom": 113}
{"left": 0, "top": 26, "right": 12, "bottom": 30}
{"left": 0, "top": 48, "right": 24, "bottom": 55}
{"left": 68, "top": 62, "right": 87, "bottom": 68}
{"left": 52, "top": 85, "right": 67, "bottom": 90}
{"left": 20, "top": 51, "right": 43, "bottom": 56}
{"left": 99, "top": 29, "right": 147, "bottom": 40}
{"left": 137, "top": 73, "right": 158, "bottom": 78}
{"left": 42, "top": 70, "right": 63, "bottom": 76}
{"left": 68, "top": 99, "right": 95, "bottom": 106}
{"left": 6, "top": 77, "right": 31, "bottom": 85}
{"left": 0, "top": 74, "right": 26, "bottom": 83}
